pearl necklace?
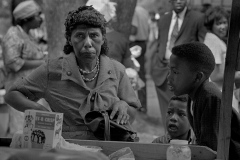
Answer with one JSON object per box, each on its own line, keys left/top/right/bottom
{"left": 79, "top": 58, "right": 99, "bottom": 74}
{"left": 80, "top": 62, "right": 100, "bottom": 82}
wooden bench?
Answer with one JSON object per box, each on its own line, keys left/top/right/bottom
{"left": 67, "top": 139, "right": 217, "bottom": 160}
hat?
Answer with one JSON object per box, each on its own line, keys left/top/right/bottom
{"left": 13, "top": 0, "right": 41, "bottom": 21}
{"left": 86, "top": 0, "right": 116, "bottom": 22}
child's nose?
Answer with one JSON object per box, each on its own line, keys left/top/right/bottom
{"left": 170, "top": 114, "right": 178, "bottom": 122}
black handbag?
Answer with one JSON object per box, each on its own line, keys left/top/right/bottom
{"left": 84, "top": 110, "right": 139, "bottom": 142}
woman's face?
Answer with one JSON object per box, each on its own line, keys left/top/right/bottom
{"left": 70, "top": 25, "right": 104, "bottom": 63}
{"left": 212, "top": 16, "right": 228, "bottom": 39}
{"left": 28, "top": 12, "right": 43, "bottom": 29}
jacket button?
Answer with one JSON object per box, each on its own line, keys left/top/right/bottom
{"left": 67, "top": 71, "right": 72, "bottom": 76}
{"left": 108, "top": 70, "right": 111, "bottom": 74}
{"left": 91, "top": 96, "right": 95, "bottom": 101}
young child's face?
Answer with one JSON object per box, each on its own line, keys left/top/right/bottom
{"left": 167, "top": 54, "right": 196, "bottom": 96}
{"left": 166, "top": 99, "right": 190, "bottom": 139}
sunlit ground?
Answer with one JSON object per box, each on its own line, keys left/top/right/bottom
{"left": 132, "top": 76, "right": 165, "bottom": 143}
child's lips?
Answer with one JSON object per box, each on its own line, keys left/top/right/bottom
{"left": 168, "top": 124, "right": 178, "bottom": 132}
{"left": 167, "top": 83, "right": 174, "bottom": 91}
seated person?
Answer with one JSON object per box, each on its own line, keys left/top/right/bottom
{"left": 168, "top": 42, "right": 240, "bottom": 158}
{"left": 152, "top": 95, "right": 195, "bottom": 144}
{"left": 4, "top": 5, "right": 141, "bottom": 140}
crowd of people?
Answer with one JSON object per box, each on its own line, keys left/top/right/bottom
{"left": 0, "top": 0, "right": 240, "bottom": 158}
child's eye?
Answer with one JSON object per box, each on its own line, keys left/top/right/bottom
{"left": 173, "top": 70, "right": 179, "bottom": 74}
{"left": 167, "top": 111, "right": 173, "bottom": 115}
{"left": 179, "top": 113, "right": 186, "bottom": 117}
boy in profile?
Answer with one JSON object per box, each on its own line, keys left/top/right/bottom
{"left": 152, "top": 95, "right": 195, "bottom": 144}
{"left": 167, "top": 42, "right": 240, "bottom": 158}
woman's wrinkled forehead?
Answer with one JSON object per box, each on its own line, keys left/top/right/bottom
{"left": 74, "top": 24, "right": 101, "bottom": 30}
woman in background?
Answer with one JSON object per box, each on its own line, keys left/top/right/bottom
{"left": 2, "top": 1, "right": 47, "bottom": 136}
{"left": 204, "top": 6, "right": 239, "bottom": 112}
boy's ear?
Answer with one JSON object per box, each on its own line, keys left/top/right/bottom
{"left": 195, "top": 71, "right": 204, "bottom": 83}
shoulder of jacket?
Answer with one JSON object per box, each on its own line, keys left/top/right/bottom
{"left": 47, "top": 56, "right": 64, "bottom": 71}
{"left": 108, "top": 56, "right": 126, "bottom": 71}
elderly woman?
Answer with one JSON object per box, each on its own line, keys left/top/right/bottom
{"left": 4, "top": 5, "right": 141, "bottom": 140}
{"left": 1, "top": 1, "right": 46, "bottom": 136}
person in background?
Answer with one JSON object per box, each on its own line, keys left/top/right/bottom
{"left": 151, "top": 0, "right": 206, "bottom": 133}
{"left": 130, "top": 5, "right": 150, "bottom": 113}
{"left": 4, "top": 5, "right": 141, "bottom": 140}
{"left": 145, "top": 11, "right": 159, "bottom": 78}
{"left": 168, "top": 42, "right": 240, "bottom": 158}
{"left": 204, "top": 6, "right": 239, "bottom": 112}
{"left": 1, "top": 0, "right": 47, "bottom": 137}
{"left": 152, "top": 95, "right": 195, "bottom": 144}
{"left": 201, "top": 3, "right": 212, "bottom": 14}
{"left": 12, "top": 0, "right": 48, "bottom": 52}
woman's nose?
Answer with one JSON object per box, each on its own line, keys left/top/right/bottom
{"left": 84, "top": 36, "right": 92, "bottom": 48}
{"left": 220, "top": 24, "right": 227, "bottom": 30}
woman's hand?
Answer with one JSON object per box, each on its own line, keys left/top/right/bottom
{"left": 110, "top": 101, "right": 130, "bottom": 124}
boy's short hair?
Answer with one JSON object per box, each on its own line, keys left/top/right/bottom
{"left": 172, "top": 42, "right": 215, "bottom": 78}
{"left": 170, "top": 95, "right": 188, "bottom": 103}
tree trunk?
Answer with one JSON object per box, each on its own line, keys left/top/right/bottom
{"left": 112, "top": 0, "right": 137, "bottom": 39}
{"left": 42, "top": 0, "right": 136, "bottom": 58}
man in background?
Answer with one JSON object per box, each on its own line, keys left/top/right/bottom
{"left": 151, "top": 0, "right": 206, "bottom": 133}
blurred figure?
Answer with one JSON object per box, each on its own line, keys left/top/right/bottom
{"left": 145, "top": 11, "right": 159, "bottom": 78}
{"left": 151, "top": 0, "right": 206, "bottom": 133}
{"left": 106, "top": 19, "right": 134, "bottom": 69}
{"left": 148, "top": 11, "right": 159, "bottom": 43}
{"left": 204, "top": 6, "right": 239, "bottom": 112}
{"left": 29, "top": 13, "right": 48, "bottom": 52}
{"left": 2, "top": 0, "right": 47, "bottom": 136}
{"left": 201, "top": 3, "right": 212, "bottom": 14}
{"left": 130, "top": 5, "right": 150, "bottom": 113}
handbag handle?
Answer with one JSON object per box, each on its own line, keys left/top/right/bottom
{"left": 101, "top": 111, "right": 110, "bottom": 141}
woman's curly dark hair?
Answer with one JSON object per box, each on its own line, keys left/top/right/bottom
{"left": 63, "top": 5, "right": 108, "bottom": 55}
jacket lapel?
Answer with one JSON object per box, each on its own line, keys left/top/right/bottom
{"left": 176, "top": 9, "right": 190, "bottom": 41}
{"left": 163, "top": 13, "right": 172, "bottom": 42}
